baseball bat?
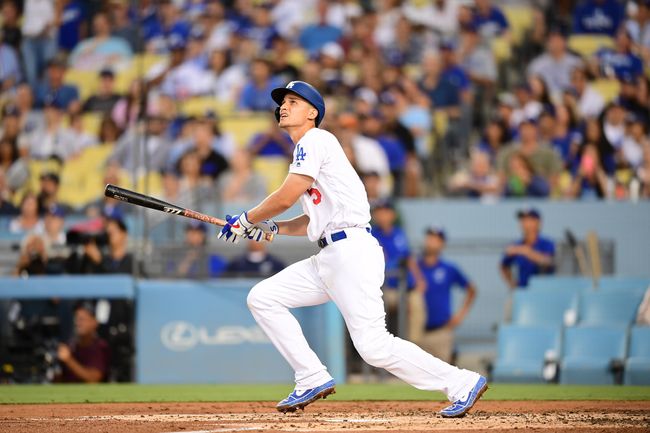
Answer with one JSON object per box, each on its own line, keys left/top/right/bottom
{"left": 104, "top": 184, "right": 274, "bottom": 242}
{"left": 586, "top": 230, "right": 601, "bottom": 289}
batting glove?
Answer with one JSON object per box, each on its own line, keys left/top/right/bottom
{"left": 230, "top": 211, "right": 254, "bottom": 237}
{"left": 247, "top": 219, "right": 279, "bottom": 242}
{"left": 217, "top": 214, "right": 245, "bottom": 243}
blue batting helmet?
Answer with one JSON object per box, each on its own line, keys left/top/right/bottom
{"left": 271, "top": 81, "right": 325, "bottom": 127}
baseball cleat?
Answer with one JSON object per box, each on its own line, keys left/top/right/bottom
{"left": 276, "top": 379, "right": 336, "bottom": 413}
{"left": 439, "top": 375, "right": 488, "bottom": 418}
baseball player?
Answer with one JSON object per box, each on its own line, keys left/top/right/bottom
{"left": 218, "top": 81, "right": 487, "bottom": 417}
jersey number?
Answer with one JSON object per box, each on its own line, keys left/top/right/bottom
{"left": 307, "top": 187, "right": 322, "bottom": 205}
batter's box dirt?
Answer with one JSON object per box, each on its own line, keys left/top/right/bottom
{"left": 1, "top": 401, "right": 649, "bottom": 433}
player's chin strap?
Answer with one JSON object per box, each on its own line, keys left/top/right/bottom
{"left": 275, "top": 107, "right": 281, "bottom": 123}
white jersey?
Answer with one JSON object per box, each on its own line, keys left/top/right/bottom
{"left": 288, "top": 128, "right": 370, "bottom": 242}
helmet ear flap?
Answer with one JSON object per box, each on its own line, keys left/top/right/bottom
{"left": 274, "top": 106, "right": 281, "bottom": 123}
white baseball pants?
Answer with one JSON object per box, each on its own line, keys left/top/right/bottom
{"left": 247, "top": 228, "right": 480, "bottom": 402}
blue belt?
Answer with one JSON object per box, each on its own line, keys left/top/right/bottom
{"left": 317, "top": 227, "right": 371, "bottom": 249}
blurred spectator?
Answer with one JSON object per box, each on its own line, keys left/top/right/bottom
{"left": 218, "top": 149, "right": 267, "bottom": 204}
{"left": 472, "top": 0, "right": 511, "bottom": 41}
{"left": 527, "top": 27, "right": 582, "bottom": 100}
{"left": 0, "top": 42, "right": 22, "bottom": 92}
{"left": 175, "top": 150, "right": 217, "bottom": 209}
{"left": 14, "top": 233, "right": 49, "bottom": 275}
{"left": 418, "top": 51, "right": 464, "bottom": 120}
{"left": 37, "top": 172, "right": 72, "bottom": 215}
{"left": 226, "top": 240, "right": 285, "bottom": 278}
{"left": 475, "top": 116, "right": 511, "bottom": 162}
{"left": 501, "top": 208, "right": 555, "bottom": 290}
{"left": 548, "top": 103, "right": 582, "bottom": 167}
{"left": 21, "top": 0, "right": 57, "bottom": 88}
{"left": 245, "top": 3, "right": 279, "bottom": 51}
{"left": 206, "top": 48, "right": 247, "bottom": 103}
{"left": 69, "top": 113, "right": 98, "bottom": 151}
{"left": 0, "top": 137, "right": 19, "bottom": 173}
{"left": 621, "top": 114, "right": 648, "bottom": 169}
{"left": 569, "top": 142, "right": 610, "bottom": 199}
{"left": 237, "top": 57, "right": 282, "bottom": 111}
{"left": 110, "top": 0, "right": 138, "bottom": 52}
{"left": 602, "top": 101, "right": 627, "bottom": 167}
{"left": 37, "top": 204, "right": 67, "bottom": 253}
{"left": 511, "top": 83, "right": 544, "bottom": 127}
{"left": 405, "top": 0, "right": 460, "bottom": 38}
{"left": 1, "top": 0, "right": 22, "bottom": 51}
{"left": 57, "top": 0, "right": 86, "bottom": 53}
{"left": 204, "top": 0, "right": 233, "bottom": 52}
{"left": 448, "top": 150, "right": 500, "bottom": 198}
{"left": 618, "top": 74, "right": 650, "bottom": 124}
{"left": 35, "top": 58, "right": 80, "bottom": 111}
{"left": 0, "top": 169, "right": 19, "bottom": 215}
{"left": 160, "top": 36, "right": 213, "bottom": 99}
{"left": 374, "top": 0, "right": 402, "bottom": 49}
{"left": 361, "top": 171, "right": 387, "bottom": 205}
{"left": 248, "top": 115, "right": 294, "bottom": 158}
{"left": 57, "top": 302, "right": 110, "bottom": 383}
{"left": 9, "top": 192, "right": 44, "bottom": 234}
{"left": 503, "top": 151, "right": 550, "bottom": 197}
{"left": 98, "top": 116, "right": 123, "bottom": 144}
{"left": 393, "top": 81, "right": 434, "bottom": 163}
{"left": 626, "top": 0, "right": 650, "bottom": 60}
{"left": 418, "top": 226, "right": 476, "bottom": 363}
{"left": 68, "top": 11, "right": 133, "bottom": 71}
{"left": 18, "top": 94, "right": 77, "bottom": 161}
{"left": 269, "top": 35, "right": 300, "bottom": 83}
{"left": 143, "top": 0, "right": 191, "bottom": 53}
{"left": 593, "top": 27, "right": 644, "bottom": 80}
{"left": 172, "top": 116, "right": 231, "bottom": 178}
{"left": 111, "top": 80, "right": 146, "bottom": 130}
{"left": 298, "top": 0, "right": 342, "bottom": 55}
{"left": 318, "top": 42, "right": 345, "bottom": 92}
{"left": 84, "top": 164, "right": 129, "bottom": 219}
{"left": 109, "top": 114, "right": 172, "bottom": 174}
{"left": 573, "top": 0, "right": 625, "bottom": 36}
{"left": 381, "top": 15, "right": 424, "bottom": 66}
{"left": 82, "top": 69, "right": 121, "bottom": 115}
{"left": 570, "top": 66, "right": 605, "bottom": 119}
{"left": 15, "top": 84, "right": 45, "bottom": 135}
{"left": 68, "top": 217, "right": 134, "bottom": 274}
{"left": 497, "top": 120, "right": 563, "bottom": 192}
{"left": 637, "top": 143, "right": 650, "bottom": 198}
{"left": 370, "top": 200, "right": 425, "bottom": 338}
{"left": 166, "top": 221, "right": 226, "bottom": 278}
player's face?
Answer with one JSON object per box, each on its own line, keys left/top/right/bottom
{"left": 423, "top": 234, "right": 445, "bottom": 256}
{"left": 74, "top": 309, "right": 97, "bottom": 337}
{"left": 519, "top": 216, "right": 540, "bottom": 236}
{"left": 278, "top": 94, "right": 317, "bottom": 128}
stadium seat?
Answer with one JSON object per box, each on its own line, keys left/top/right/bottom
{"left": 512, "top": 290, "right": 578, "bottom": 326}
{"left": 492, "top": 36, "right": 512, "bottom": 63}
{"left": 578, "top": 292, "right": 643, "bottom": 326}
{"left": 560, "top": 325, "right": 627, "bottom": 385}
{"left": 59, "top": 145, "right": 114, "bottom": 208}
{"left": 221, "top": 115, "right": 269, "bottom": 148}
{"left": 26, "top": 159, "right": 63, "bottom": 193}
{"left": 180, "top": 97, "right": 234, "bottom": 118}
{"left": 591, "top": 79, "right": 621, "bottom": 103}
{"left": 624, "top": 326, "right": 650, "bottom": 385}
{"left": 63, "top": 69, "right": 98, "bottom": 101}
{"left": 502, "top": 5, "right": 533, "bottom": 44}
{"left": 253, "top": 157, "right": 289, "bottom": 193}
{"left": 492, "top": 324, "right": 561, "bottom": 383}
{"left": 528, "top": 276, "right": 592, "bottom": 291}
{"left": 286, "top": 47, "right": 308, "bottom": 69}
{"left": 567, "top": 35, "right": 615, "bottom": 58}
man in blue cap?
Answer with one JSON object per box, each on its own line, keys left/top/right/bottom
{"left": 218, "top": 80, "right": 487, "bottom": 417}
{"left": 500, "top": 207, "right": 555, "bottom": 290}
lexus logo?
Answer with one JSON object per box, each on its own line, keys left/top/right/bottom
{"left": 160, "top": 321, "right": 270, "bottom": 352}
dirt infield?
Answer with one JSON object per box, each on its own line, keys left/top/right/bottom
{"left": 1, "top": 401, "right": 649, "bottom": 433}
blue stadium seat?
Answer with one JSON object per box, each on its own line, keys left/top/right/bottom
{"left": 578, "top": 292, "right": 643, "bottom": 326}
{"left": 560, "top": 326, "right": 627, "bottom": 385}
{"left": 598, "top": 276, "right": 650, "bottom": 294}
{"left": 624, "top": 326, "right": 650, "bottom": 385}
{"left": 492, "top": 325, "right": 561, "bottom": 383}
{"left": 512, "top": 290, "right": 577, "bottom": 326}
{"left": 528, "top": 276, "right": 592, "bottom": 291}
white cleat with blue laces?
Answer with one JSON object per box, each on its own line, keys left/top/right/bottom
{"left": 276, "top": 379, "right": 336, "bottom": 413}
{"left": 439, "top": 375, "right": 488, "bottom": 418}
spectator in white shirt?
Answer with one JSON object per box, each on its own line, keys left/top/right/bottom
{"left": 570, "top": 66, "right": 605, "bottom": 119}
{"left": 20, "top": 0, "right": 57, "bottom": 88}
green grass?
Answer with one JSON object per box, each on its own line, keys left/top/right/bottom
{"left": 1, "top": 383, "right": 649, "bottom": 404}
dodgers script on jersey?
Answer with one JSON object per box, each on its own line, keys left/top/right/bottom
{"left": 288, "top": 128, "right": 370, "bottom": 242}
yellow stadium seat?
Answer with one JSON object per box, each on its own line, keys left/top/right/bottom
{"left": 81, "top": 112, "right": 103, "bottom": 136}
{"left": 568, "top": 35, "right": 615, "bottom": 58}
{"left": 115, "top": 53, "right": 169, "bottom": 94}
{"left": 58, "top": 144, "right": 114, "bottom": 208}
{"left": 502, "top": 5, "right": 534, "bottom": 44}
{"left": 591, "top": 79, "right": 621, "bottom": 103}
{"left": 180, "top": 97, "right": 234, "bottom": 118}
{"left": 253, "top": 157, "right": 288, "bottom": 193}
{"left": 221, "top": 115, "right": 270, "bottom": 148}
{"left": 492, "top": 36, "right": 512, "bottom": 63}
{"left": 133, "top": 171, "right": 163, "bottom": 197}
{"left": 433, "top": 110, "right": 449, "bottom": 138}
{"left": 63, "top": 69, "right": 98, "bottom": 101}
{"left": 286, "top": 48, "right": 308, "bottom": 69}
{"left": 26, "top": 159, "right": 63, "bottom": 192}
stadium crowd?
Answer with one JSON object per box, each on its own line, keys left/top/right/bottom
{"left": 0, "top": 0, "right": 649, "bottom": 277}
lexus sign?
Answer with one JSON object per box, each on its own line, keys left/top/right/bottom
{"left": 160, "top": 321, "right": 271, "bottom": 352}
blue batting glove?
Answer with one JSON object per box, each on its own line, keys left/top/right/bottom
{"left": 217, "top": 214, "right": 242, "bottom": 244}
{"left": 230, "top": 211, "right": 254, "bottom": 237}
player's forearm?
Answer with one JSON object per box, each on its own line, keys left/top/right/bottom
{"left": 523, "top": 250, "right": 554, "bottom": 267}
{"left": 247, "top": 190, "right": 296, "bottom": 223}
{"left": 277, "top": 214, "right": 309, "bottom": 236}
{"left": 62, "top": 357, "right": 103, "bottom": 383}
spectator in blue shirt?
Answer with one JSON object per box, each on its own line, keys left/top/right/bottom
{"left": 0, "top": 43, "right": 22, "bottom": 92}
{"left": 472, "top": 0, "right": 510, "bottom": 41}
{"left": 370, "top": 200, "right": 425, "bottom": 338}
{"left": 593, "top": 27, "right": 644, "bottom": 80}
{"left": 418, "top": 51, "right": 463, "bottom": 119}
{"left": 35, "top": 58, "right": 80, "bottom": 111}
{"left": 166, "top": 221, "right": 226, "bottom": 278}
{"left": 418, "top": 226, "right": 476, "bottom": 363}
{"left": 226, "top": 240, "right": 285, "bottom": 278}
{"left": 58, "top": 0, "right": 86, "bottom": 53}
{"left": 238, "top": 58, "right": 282, "bottom": 112}
{"left": 501, "top": 208, "right": 555, "bottom": 290}
{"left": 143, "top": 0, "right": 191, "bottom": 53}
{"left": 247, "top": 114, "right": 294, "bottom": 158}
{"left": 573, "top": 0, "right": 625, "bottom": 36}
{"left": 298, "top": 0, "right": 343, "bottom": 55}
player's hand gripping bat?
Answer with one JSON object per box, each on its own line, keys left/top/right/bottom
{"left": 104, "top": 184, "right": 274, "bottom": 242}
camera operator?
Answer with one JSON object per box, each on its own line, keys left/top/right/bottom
{"left": 67, "top": 217, "right": 134, "bottom": 274}
{"left": 56, "top": 302, "right": 109, "bottom": 383}
{"left": 14, "top": 234, "right": 49, "bottom": 276}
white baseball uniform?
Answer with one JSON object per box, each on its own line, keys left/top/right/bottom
{"left": 247, "top": 127, "right": 480, "bottom": 401}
